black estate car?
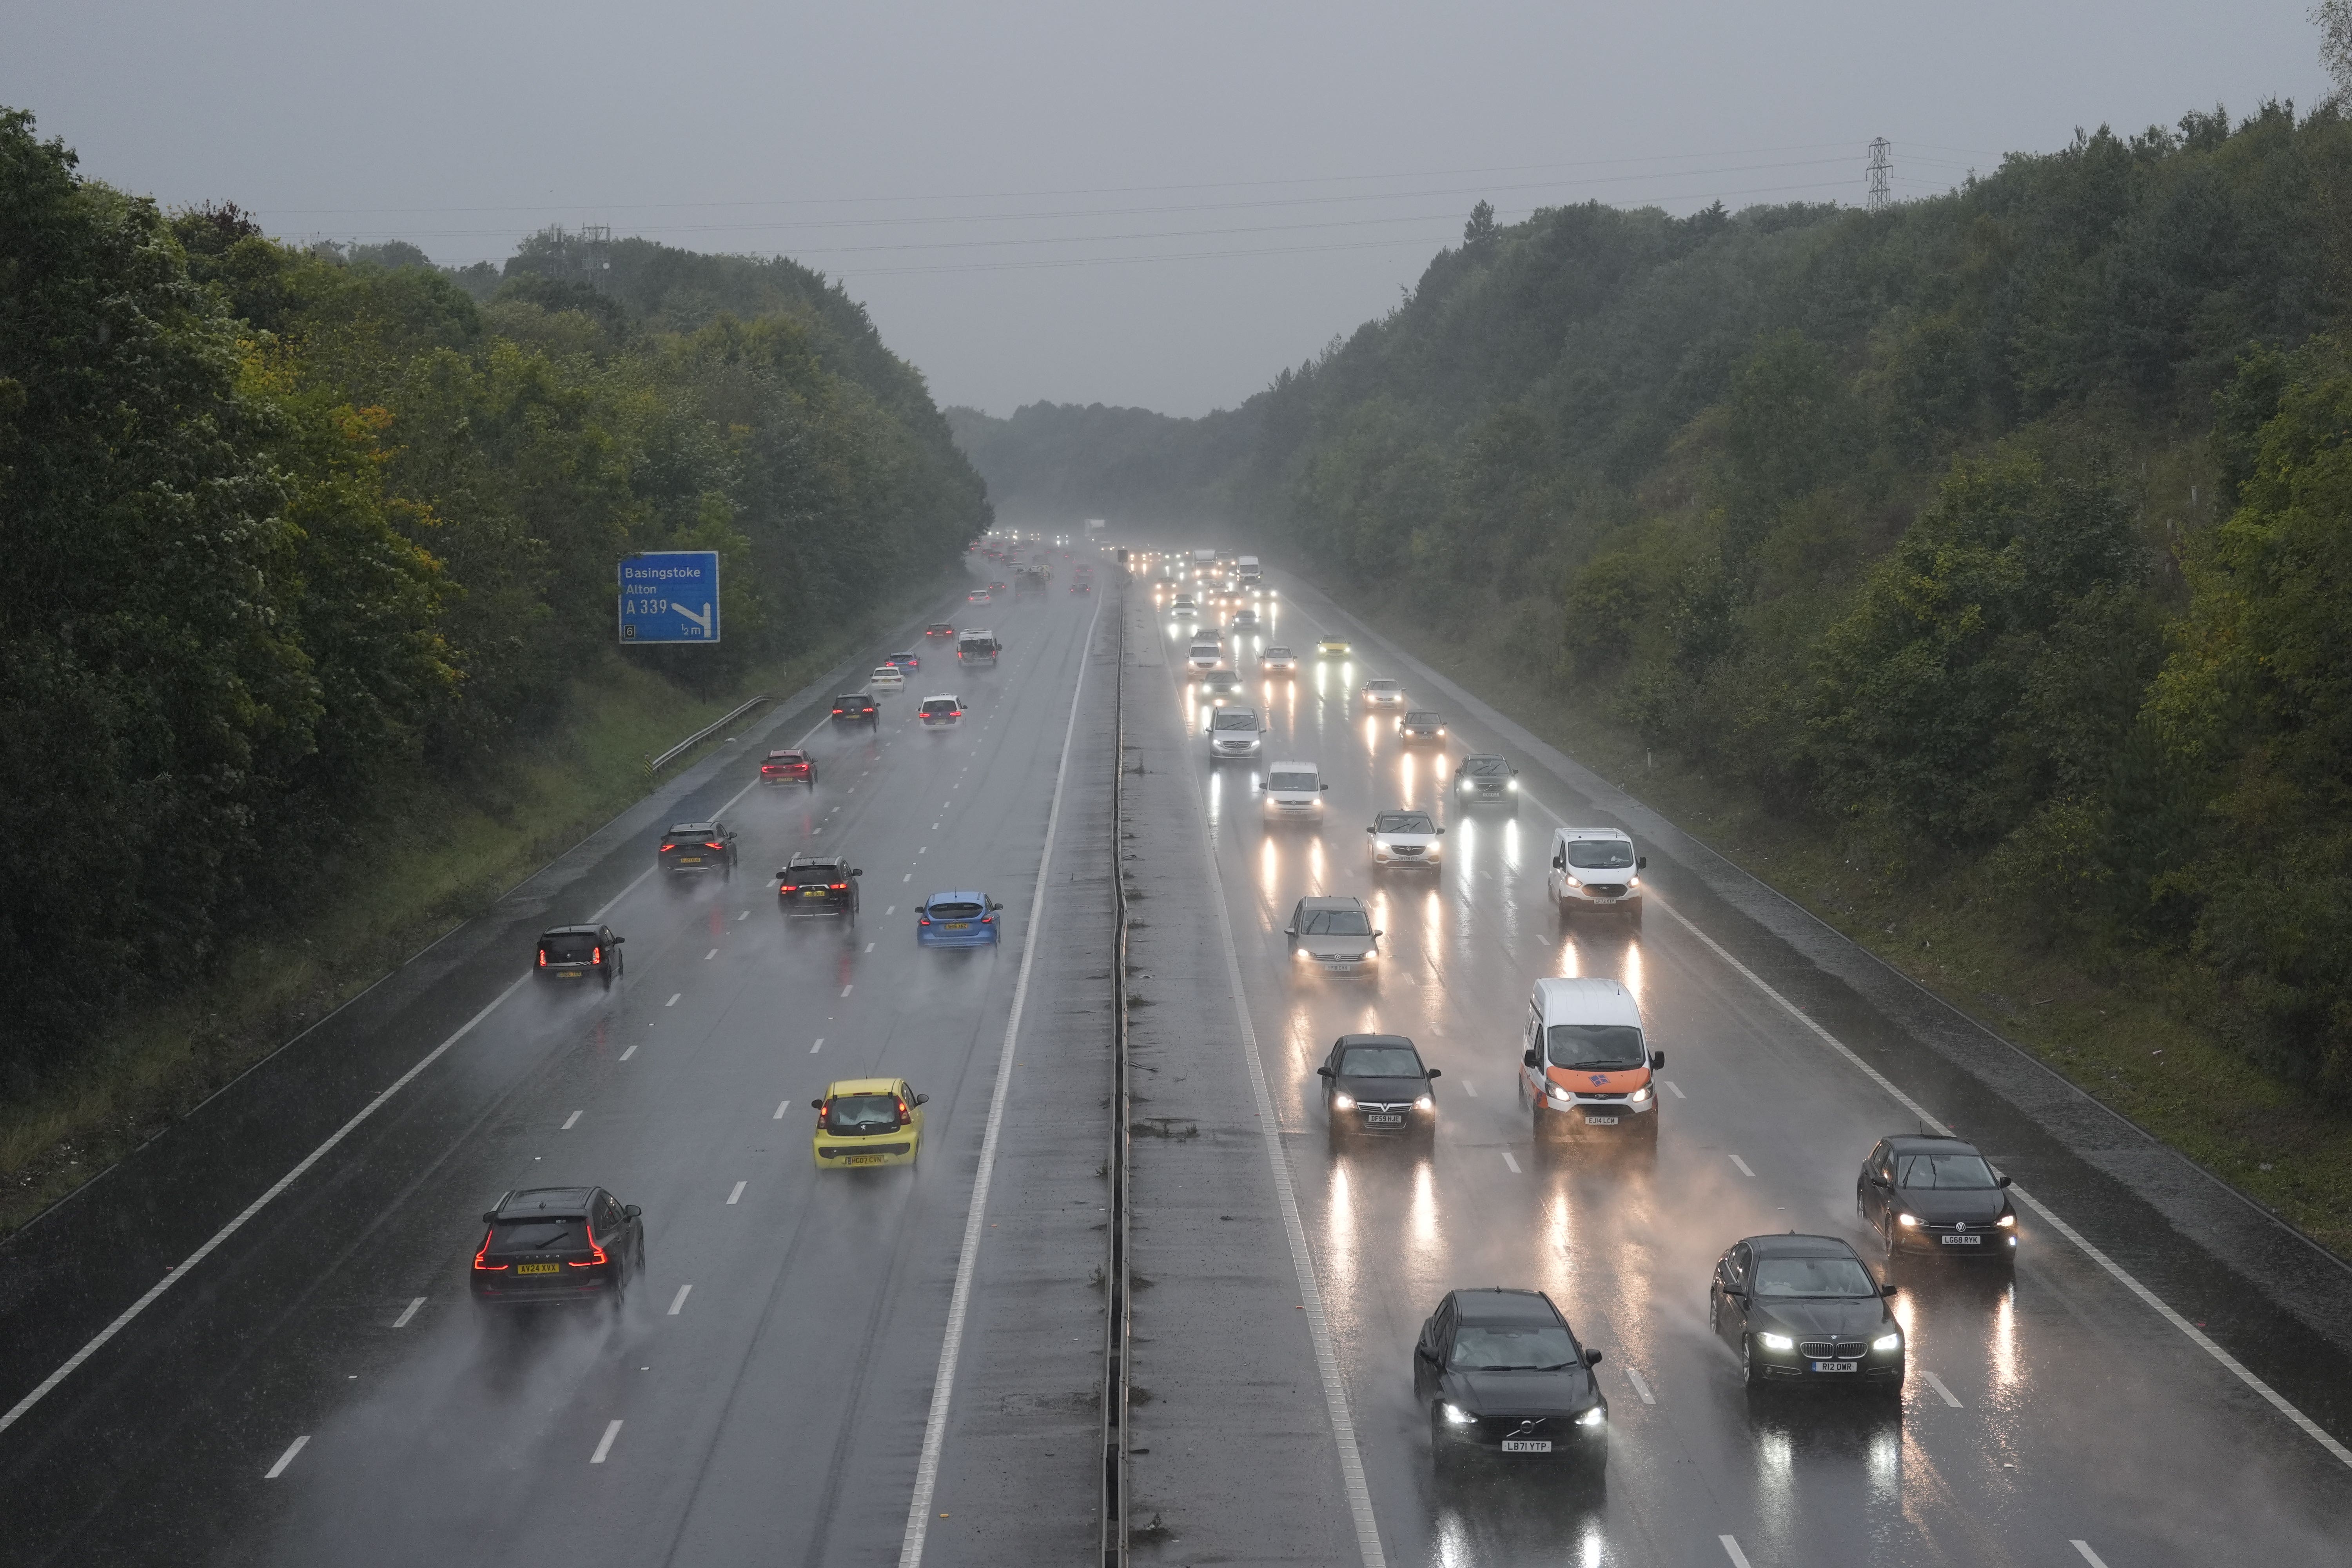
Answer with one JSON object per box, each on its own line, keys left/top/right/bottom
{"left": 1317, "top": 1034, "right": 1439, "bottom": 1140}
{"left": 471, "top": 1186, "right": 644, "bottom": 1308}
{"left": 1709, "top": 1233, "right": 1905, "bottom": 1393}
{"left": 1416, "top": 1288, "right": 1607, "bottom": 1470}
{"left": 536, "top": 925, "right": 623, "bottom": 986}
{"left": 779, "top": 854, "right": 862, "bottom": 921}
{"left": 1858, "top": 1134, "right": 2019, "bottom": 1264}
{"left": 659, "top": 820, "right": 738, "bottom": 878}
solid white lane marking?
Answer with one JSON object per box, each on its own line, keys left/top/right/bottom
{"left": 1501, "top": 1152, "right": 1521, "bottom": 1174}
{"left": 840, "top": 984, "right": 853, "bottom": 998}
{"left": 1728, "top": 1154, "right": 1755, "bottom": 1177}
{"left": 561, "top": 1110, "right": 582, "bottom": 1131}
{"left": 703, "top": 948, "right": 717, "bottom": 961}
{"left": 264, "top": 1435, "right": 309, "bottom": 1478}
{"left": 1626, "top": 1367, "right": 1655, "bottom": 1405}
{"left": 811, "top": 1037, "right": 825, "bottom": 1053}
{"left": 665, "top": 993, "right": 680, "bottom": 1007}
{"left": 1922, "top": 1370, "right": 1963, "bottom": 1407}
{"left": 668, "top": 1285, "right": 692, "bottom": 1316}
{"left": 865, "top": 942, "right": 875, "bottom": 953}
{"left": 899, "top": 591, "right": 1100, "bottom": 1568}
{"left": 1719, "top": 1537, "right": 1753, "bottom": 1568}
{"left": 726, "top": 1181, "right": 746, "bottom": 1205}
{"left": 619, "top": 1044, "right": 638, "bottom": 1062}
{"left": 1650, "top": 897, "right": 2352, "bottom": 1472}
{"left": 1661, "top": 1078, "right": 1685, "bottom": 1099}
{"left": 392, "top": 1296, "right": 424, "bottom": 1329}
{"left": 773, "top": 1100, "right": 789, "bottom": 1119}
{"left": 590, "top": 1420, "right": 622, "bottom": 1464}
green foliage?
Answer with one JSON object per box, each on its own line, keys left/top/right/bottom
{"left": 0, "top": 109, "right": 987, "bottom": 1082}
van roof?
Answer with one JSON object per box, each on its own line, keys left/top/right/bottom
{"left": 1555, "top": 826, "right": 1633, "bottom": 843}
{"left": 1531, "top": 976, "right": 1644, "bottom": 1027}
{"left": 1266, "top": 759, "right": 1318, "bottom": 772}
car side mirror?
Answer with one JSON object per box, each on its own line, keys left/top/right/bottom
{"left": 1425, "top": 1067, "right": 1441, "bottom": 1078}
{"left": 914, "top": 1093, "right": 929, "bottom": 1106}
{"left": 1416, "top": 1343, "right": 1439, "bottom": 1363}
{"left": 1726, "top": 1286, "right": 1747, "bottom": 1299}
{"left": 1282, "top": 927, "right": 1296, "bottom": 938}
{"left": 623, "top": 1204, "right": 642, "bottom": 1220}
{"left": 1552, "top": 856, "right": 1566, "bottom": 870}
{"left": 1435, "top": 827, "right": 1446, "bottom": 835}
{"left": 481, "top": 1210, "right": 500, "bottom": 1224}
{"left": 1319, "top": 783, "right": 1328, "bottom": 791}
{"left": 1584, "top": 1348, "right": 1603, "bottom": 1367}
{"left": 1882, "top": 1283, "right": 1900, "bottom": 1298}
{"left": 852, "top": 868, "right": 864, "bottom": 877}
{"left": 1255, "top": 781, "right": 1265, "bottom": 790}
{"left": 1867, "top": 1173, "right": 1888, "bottom": 1187}
{"left": 612, "top": 936, "right": 626, "bottom": 945}
{"left": 1996, "top": 1174, "right": 2013, "bottom": 1187}
{"left": 1523, "top": 1047, "right": 1540, "bottom": 1068}
{"left": 1316, "top": 1066, "right": 1333, "bottom": 1078}
{"left": 1372, "top": 930, "right": 1384, "bottom": 940}
{"left": 1365, "top": 826, "right": 1376, "bottom": 834}
{"left": 1649, "top": 1050, "right": 1665, "bottom": 1069}
{"left": 991, "top": 900, "right": 1004, "bottom": 911}
{"left": 810, "top": 1099, "right": 825, "bottom": 1110}
{"left": 1636, "top": 855, "right": 1648, "bottom": 869}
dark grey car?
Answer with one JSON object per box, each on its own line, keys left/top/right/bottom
{"left": 1709, "top": 1234, "right": 1905, "bottom": 1394}
{"left": 1415, "top": 1288, "right": 1607, "bottom": 1470}
{"left": 1858, "top": 1134, "right": 2019, "bottom": 1265}
{"left": 1316, "top": 1033, "right": 1439, "bottom": 1140}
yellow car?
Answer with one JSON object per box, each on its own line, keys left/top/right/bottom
{"left": 1316, "top": 636, "right": 1352, "bottom": 657}
{"left": 810, "top": 1077, "right": 927, "bottom": 1169}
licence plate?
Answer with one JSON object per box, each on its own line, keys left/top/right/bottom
{"left": 946, "top": 922, "right": 970, "bottom": 930}
{"left": 847, "top": 1155, "right": 882, "bottom": 1166}
{"left": 1942, "top": 1234, "right": 1983, "bottom": 1245}
{"left": 678, "top": 856, "right": 702, "bottom": 864}
{"left": 1365, "top": 1114, "right": 1403, "bottom": 1125}
{"left": 1501, "top": 1439, "right": 1552, "bottom": 1453}
{"left": 554, "top": 970, "right": 582, "bottom": 979}
{"left": 515, "top": 1263, "right": 560, "bottom": 1275}
{"left": 1584, "top": 1115, "right": 1620, "bottom": 1125}
{"left": 1811, "top": 1361, "right": 1858, "bottom": 1373}
{"left": 802, "top": 887, "right": 827, "bottom": 896}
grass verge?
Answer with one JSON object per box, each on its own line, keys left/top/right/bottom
{"left": 0, "top": 575, "right": 954, "bottom": 1238}
{"left": 1323, "top": 580, "right": 2352, "bottom": 1262}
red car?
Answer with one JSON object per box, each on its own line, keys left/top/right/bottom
{"left": 925, "top": 622, "right": 957, "bottom": 639}
{"left": 760, "top": 749, "right": 816, "bottom": 787}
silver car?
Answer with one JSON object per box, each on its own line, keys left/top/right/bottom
{"left": 1368, "top": 809, "right": 1444, "bottom": 868}
{"left": 1285, "top": 896, "right": 1381, "bottom": 974}
{"left": 1361, "top": 677, "right": 1406, "bottom": 707}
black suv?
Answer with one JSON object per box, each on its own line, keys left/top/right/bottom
{"left": 779, "top": 854, "right": 862, "bottom": 921}
{"left": 660, "top": 821, "right": 739, "bottom": 878}
{"left": 536, "top": 925, "right": 623, "bottom": 986}
{"left": 470, "top": 1186, "right": 644, "bottom": 1308}
{"left": 1416, "top": 1288, "right": 1607, "bottom": 1471}
{"left": 831, "top": 692, "right": 879, "bottom": 727}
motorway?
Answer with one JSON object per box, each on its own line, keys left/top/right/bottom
{"left": 0, "top": 568, "right": 1117, "bottom": 1567}
{"left": 1122, "top": 568, "right": 2352, "bottom": 1567}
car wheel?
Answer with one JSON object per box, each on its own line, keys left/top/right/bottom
{"left": 1742, "top": 1336, "right": 1765, "bottom": 1389}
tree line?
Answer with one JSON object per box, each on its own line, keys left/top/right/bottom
{"left": 955, "top": 105, "right": 2352, "bottom": 1101}
{"left": 0, "top": 107, "right": 988, "bottom": 1087}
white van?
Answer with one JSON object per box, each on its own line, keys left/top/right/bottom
{"left": 1546, "top": 827, "right": 1644, "bottom": 918}
{"left": 1208, "top": 705, "right": 1263, "bottom": 762}
{"left": 1187, "top": 639, "right": 1222, "bottom": 673}
{"left": 1258, "top": 760, "right": 1327, "bottom": 817}
{"left": 1519, "top": 977, "right": 1663, "bottom": 1139}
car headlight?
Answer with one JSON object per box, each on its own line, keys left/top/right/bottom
{"left": 1548, "top": 1083, "right": 1571, "bottom": 1101}
{"left": 1564, "top": 875, "right": 1582, "bottom": 887}
{"left": 1332, "top": 1093, "right": 1355, "bottom": 1110}
{"left": 1996, "top": 1213, "right": 2016, "bottom": 1227}
{"left": 1873, "top": 1332, "right": 1902, "bottom": 1353}
{"left": 1293, "top": 947, "right": 1310, "bottom": 962}
{"left": 1628, "top": 1086, "right": 1652, "bottom": 1103}
{"left": 1442, "top": 1402, "right": 1475, "bottom": 1426}
{"left": 1414, "top": 1095, "right": 1434, "bottom": 1111}
{"left": 1898, "top": 1212, "right": 1919, "bottom": 1227}
{"left": 1575, "top": 1405, "right": 1605, "bottom": 1427}
{"left": 1627, "top": 875, "right": 1639, "bottom": 886}
{"left": 1374, "top": 840, "right": 1390, "bottom": 852}
{"left": 1507, "top": 779, "right": 1518, "bottom": 791}
{"left": 1757, "top": 1332, "right": 1795, "bottom": 1351}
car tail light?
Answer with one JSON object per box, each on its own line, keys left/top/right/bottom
{"left": 572, "top": 1221, "right": 607, "bottom": 1268}
{"left": 592, "top": 947, "right": 601, "bottom": 964}
{"left": 895, "top": 1097, "right": 909, "bottom": 1121}
{"left": 979, "top": 913, "right": 993, "bottom": 924}
{"left": 474, "top": 1228, "right": 506, "bottom": 1271}
{"left": 537, "top": 950, "right": 546, "bottom": 967}
{"left": 830, "top": 883, "right": 846, "bottom": 890}
{"left": 919, "top": 914, "right": 931, "bottom": 926}
{"left": 705, "top": 842, "right": 724, "bottom": 851}
{"left": 817, "top": 1102, "right": 830, "bottom": 1127}
{"left": 661, "top": 843, "right": 675, "bottom": 852}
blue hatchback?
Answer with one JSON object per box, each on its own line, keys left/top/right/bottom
{"left": 917, "top": 891, "right": 1003, "bottom": 947}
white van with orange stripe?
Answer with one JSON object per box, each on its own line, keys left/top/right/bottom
{"left": 1518, "top": 977, "right": 1664, "bottom": 1140}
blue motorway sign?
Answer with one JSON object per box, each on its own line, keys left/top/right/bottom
{"left": 618, "top": 552, "right": 721, "bottom": 644}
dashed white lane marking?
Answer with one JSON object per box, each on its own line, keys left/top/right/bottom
{"left": 736, "top": 910, "right": 749, "bottom": 922}
{"left": 773, "top": 1100, "right": 790, "bottom": 1119}
{"left": 1729, "top": 1154, "right": 1755, "bottom": 1177}
{"left": 918, "top": 846, "right": 927, "bottom": 855}
{"left": 931, "top": 822, "right": 940, "bottom": 830}
{"left": 1921, "top": 1370, "right": 1964, "bottom": 1407}
{"left": 1661, "top": 1078, "right": 1685, "bottom": 1099}
{"left": 1719, "top": 1537, "right": 1752, "bottom": 1568}
{"left": 561, "top": 1110, "right": 582, "bottom": 1131}
{"left": 590, "top": 1420, "right": 622, "bottom": 1464}
{"left": 1501, "top": 1152, "right": 1521, "bottom": 1174}
{"left": 392, "top": 1297, "right": 425, "bottom": 1329}
{"left": 665, "top": 993, "right": 680, "bottom": 1007}
{"left": 811, "top": 1037, "right": 825, "bottom": 1053}
{"left": 884, "top": 906, "right": 895, "bottom": 916}
{"left": 618, "top": 1044, "right": 638, "bottom": 1062}
{"left": 667, "top": 1285, "right": 692, "bottom": 1316}
{"left": 1461, "top": 1081, "right": 1478, "bottom": 1097}
{"left": 865, "top": 942, "right": 876, "bottom": 953}
{"left": 703, "top": 948, "right": 717, "bottom": 961}
{"left": 264, "top": 1435, "right": 309, "bottom": 1478}
{"left": 2071, "top": 1544, "right": 2111, "bottom": 1568}
{"left": 840, "top": 984, "right": 854, "bottom": 998}
{"left": 1625, "top": 1367, "right": 1655, "bottom": 1405}
{"left": 726, "top": 1181, "right": 746, "bottom": 1205}
{"left": 903, "top": 873, "right": 912, "bottom": 882}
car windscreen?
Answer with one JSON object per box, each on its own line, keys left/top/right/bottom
{"left": 1265, "top": 648, "right": 1292, "bottom": 658}
{"left": 784, "top": 864, "right": 842, "bottom": 887}
{"left": 1566, "top": 840, "right": 1635, "bottom": 869}
{"left": 490, "top": 1217, "right": 583, "bottom": 1251}
{"left": 1451, "top": 1321, "right": 1579, "bottom": 1370}
{"left": 959, "top": 639, "right": 994, "bottom": 652}
{"left": 540, "top": 934, "right": 597, "bottom": 962}
{"left": 767, "top": 753, "right": 803, "bottom": 763}
{"left": 1368, "top": 680, "right": 1401, "bottom": 690}
{"left": 1751, "top": 1256, "right": 1879, "bottom": 1298}
{"left": 1212, "top": 710, "right": 1257, "bottom": 730}
{"left": 835, "top": 695, "right": 870, "bottom": 706}
{"left": 921, "top": 701, "right": 957, "bottom": 714}
{"left": 1339, "top": 1045, "right": 1423, "bottom": 1078}
{"left": 1374, "top": 813, "right": 1434, "bottom": 834}
{"left": 1268, "top": 772, "right": 1318, "bottom": 792}
{"left": 1895, "top": 1152, "right": 1998, "bottom": 1189}
{"left": 1545, "top": 1024, "right": 1646, "bottom": 1070}
{"left": 1299, "top": 908, "right": 1372, "bottom": 936}
{"left": 1463, "top": 757, "right": 1508, "bottom": 776}
{"left": 826, "top": 1094, "right": 902, "bottom": 1134}
{"left": 1405, "top": 712, "right": 1439, "bottom": 724}
{"left": 928, "top": 901, "right": 984, "bottom": 920}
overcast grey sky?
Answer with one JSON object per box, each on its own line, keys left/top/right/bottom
{"left": 4, "top": 2, "right": 2331, "bottom": 416}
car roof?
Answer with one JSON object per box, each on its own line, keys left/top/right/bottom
{"left": 668, "top": 822, "right": 717, "bottom": 833}
{"left": 1532, "top": 976, "right": 1643, "bottom": 1027}
{"left": 767, "top": 749, "right": 804, "bottom": 757}
{"left": 1404, "top": 710, "right": 1442, "bottom": 720}
{"left": 1296, "top": 895, "right": 1365, "bottom": 911}
{"left": 824, "top": 1077, "right": 904, "bottom": 1098}
{"left": 494, "top": 1186, "right": 595, "bottom": 1216}
{"left": 786, "top": 852, "right": 848, "bottom": 866}
{"left": 1887, "top": 1134, "right": 1984, "bottom": 1154}
{"left": 1744, "top": 1232, "right": 1865, "bottom": 1259}
{"left": 1266, "top": 759, "right": 1318, "bottom": 771}
{"left": 539, "top": 925, "right": 602, "bottom": 938}
{"left": 836, "top": 692, "right": 873, "bottom": 700}
{"left": 922, "top": 693, "right": 961, "bottom": 703}
{"left": 1462, "top": 753, "right": 1507, "bottom": 762}
{"left": 1366, "top": 677, "right": 1402, "bottom": 686}
{"left": 924, "top": 889, "right": 987, "bottom": 903}
{"left": 1450, "top": 1287, "right": 1567, "bottom": 1326}
{"left": 1336, "top": 1033, "right": 1420, "bottom": 1052}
